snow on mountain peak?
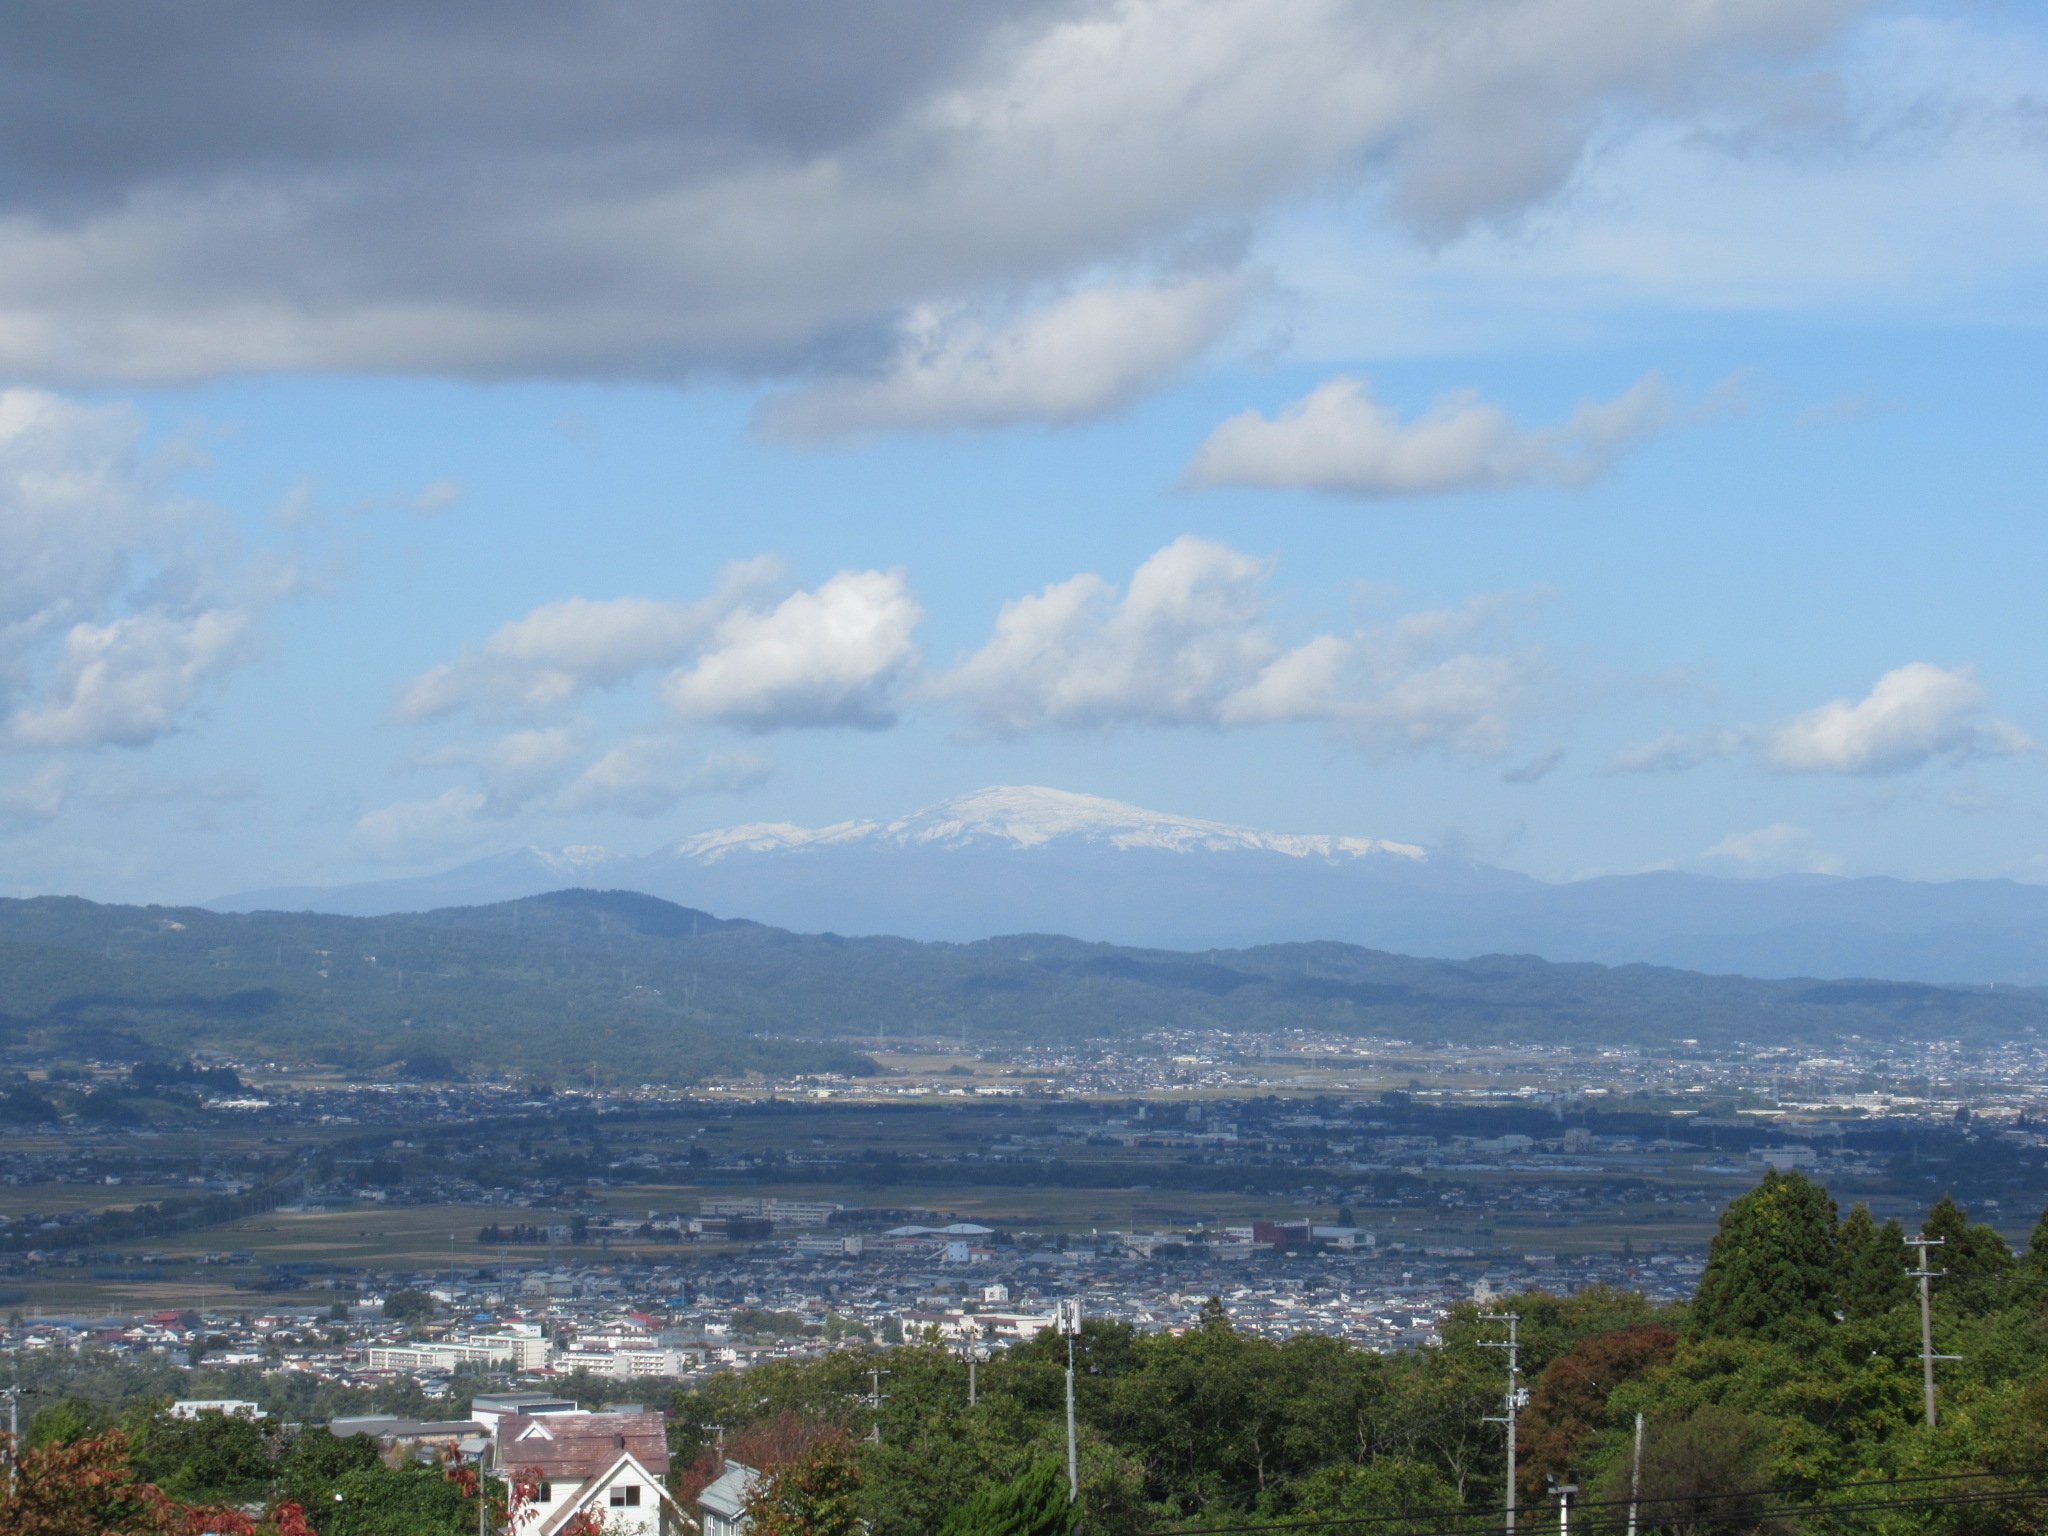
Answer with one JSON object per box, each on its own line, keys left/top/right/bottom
{"left": 527, "top": 844, "right": 619, "bottom": 873}
{"left": 667, "top": 785, "right": 1424, "bottom": 864}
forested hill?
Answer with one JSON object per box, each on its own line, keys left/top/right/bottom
{"left": 2, "top": 888, "right": 2044, "bottom": 1081}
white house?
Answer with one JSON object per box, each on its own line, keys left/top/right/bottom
{"left": 492, "top": 1406, "right": 693, "bottom": 1536}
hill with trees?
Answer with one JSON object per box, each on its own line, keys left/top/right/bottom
{"left": 1, "top": 889, "right": 2045, "bottom": 1082}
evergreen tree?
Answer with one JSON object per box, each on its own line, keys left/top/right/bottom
{"left": 1289, "top": 1458, "right": 1458, "bottom": 1524}
{"left": 936, "top": 1457, "right": 1069, "bottom": 1536}
{"left": 2024, "top": 1206, "right": 2048, "bottom": 1281}
{"left": 1923, "top": 1193, "right": 2017, "bottom": 1316}
{"left": 1689, "top": 1169, "right": 1838, "bottom": 1342}
{"left": 1835, "top": 1203, "right": 1912, "bottom": 1319}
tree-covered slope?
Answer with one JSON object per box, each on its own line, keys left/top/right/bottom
{"left": 0, "top": 888, "right": 2043, "bottom": 1079}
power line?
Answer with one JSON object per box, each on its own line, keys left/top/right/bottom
{"left": 1139, "top": 1465, "right": 2048, "bottom": 1536}
{"left": 1150, "top": 1484, "right": 2048, "bottom": 1536}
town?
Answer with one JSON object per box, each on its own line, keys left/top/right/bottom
{"left": 7, "top": 1028, "right": 2047, "bottom": 1406}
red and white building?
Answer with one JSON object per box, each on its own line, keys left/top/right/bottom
{"left": 491, "top": 1405, "right": 692, "bottom": 1536}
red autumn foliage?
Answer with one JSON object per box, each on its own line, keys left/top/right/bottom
{"left": 0, "top": 1430, "right": 289, "bottom": 1536}
{"left": 0, "top": 1425, "right": 548, "bottom": 1536}
{"left": 673, "top": 1411, "right": 846, "bottom": 1507}
{"left": 1519, "top": 1322, "right": 1680, "bottom": 1501}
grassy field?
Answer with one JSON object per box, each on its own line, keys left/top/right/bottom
{"left": 594, "top": 1181, "right": 1291, "bottom": 1229}
{"left": 4, "top": 1202, "right": 588, "bottom": 1312}
{"left": 0, "top": 1183, "right": 195, "bottom": 1217}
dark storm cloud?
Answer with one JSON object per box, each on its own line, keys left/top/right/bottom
{"left": 0, "top": 2, "right": 1045, "bottom": 204}
{"left": 0, "top": 0, "right": 1861, "bottom": 386}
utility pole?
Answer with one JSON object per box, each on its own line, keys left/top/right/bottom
{"left": 1057, "top": 1298, "right": 1084, "bottom": 1505}
{"left": 1480, "top": 1313, "right": 1524, "bottom": 1535}
{"left": 5, "top": 1384, "right": 18, "bottom": 1500}
{"left": 959, "top": 1320, "right": 983, "bottom": 1406}
{"left": 1907, "top": 1236, "right": 1959, "bottom": 1427}
{"left": 1625, "top": 1414, "right": 1644, "bottom": 1536}
{"left": 863, "top": 1366, "right": 889, "bottom": 1444}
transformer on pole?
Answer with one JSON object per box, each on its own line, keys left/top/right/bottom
{"left": 1480, "top": 1313, "right": 1525, "bottom": 1535}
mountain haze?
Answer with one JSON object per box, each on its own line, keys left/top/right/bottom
{"left": 215, "top": 787, "right": 2048, "bottom": 986}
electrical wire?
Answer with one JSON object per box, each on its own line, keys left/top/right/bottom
{"left": 1147, "top": 1484, "right": 2048, "bottom": 1536}
{"left": 1139, "top": 1465, "right": 2048, "bottom": 1536}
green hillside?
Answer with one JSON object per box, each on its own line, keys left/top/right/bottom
{"left": 0, "top": 888, "right": 2042, "bottom": 1081}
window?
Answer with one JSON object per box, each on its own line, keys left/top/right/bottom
{"left": 609, "top": 1486, "right": 641, "bottom": 1507}
{"left": 535, "top": 1483, "right": 553, "bottom": 1502}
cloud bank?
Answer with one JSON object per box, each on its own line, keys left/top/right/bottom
{"left": 0, "top": 1, "right": 1857, "bottom": 388}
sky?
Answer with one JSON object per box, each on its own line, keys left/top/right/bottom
{"left": 2, "top": 0, "right": 2046, "bottom": 904}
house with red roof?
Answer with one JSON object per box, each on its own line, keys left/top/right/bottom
{"left": 493, "top": 1406, "right": 693, "bottom": 1536}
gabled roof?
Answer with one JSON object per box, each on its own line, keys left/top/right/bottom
{"left": 532, "top": 1450, "right": 696, "bottom": 1536}
{"left": 698, "top": 1461, "right": 760, "bottom": 1521}
{"left": 499, "top": 1410, "right": 670, "bottom": 1478}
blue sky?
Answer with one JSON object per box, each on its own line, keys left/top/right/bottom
{"left": 1, "top": 0, "right": 2044, "bottom": 902}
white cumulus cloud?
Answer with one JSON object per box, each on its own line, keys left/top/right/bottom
{"left": 0, "top": 386, "right": 295, "bottom": 755}
{"left": 934, "top": 536, "right": 1539, "bottom": 755}
{"left": 1766, "top": 662, "right": 2030, "bottom": 775}
{"left": 1187, "top": 373, "right": 1668, "bottom": 497}
{"left": 0, "top": 388, "right": 194, "bottom": 637}
{"left": 396, "top": 557, "right": 785, "bottom": 722}
{"left": 1611, "top": 661, "right": 2032, "bottom": 779}
{"left": 4, "top": 608, "right": 251, "bottom": 752}
{"left": 663, "top": 569, "right": 923, "bottom": 731}
{"left": 937, "top": 538, "right": 1276, "bottom": 733}
{"left": 758, "top": 275, "right": 1250, "bottom": 438}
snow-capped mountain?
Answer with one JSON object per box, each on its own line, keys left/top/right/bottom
{"left": 211, "top": 785, "right": 2048, "bottom": 984}
{"left": 668, "top": 785, "right": 1429, "bottom": 863}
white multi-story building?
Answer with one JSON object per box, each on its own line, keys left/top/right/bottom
{"left": 363, "top": 1322, "right": 550, "bottom": 1374}
{"left": 553, "top": 1344, "right": 697, "bottom": 1378}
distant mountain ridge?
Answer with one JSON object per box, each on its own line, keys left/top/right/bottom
{"left": 213, "top": 785, "right": 2048, "bottom": 986}
{"left": 11, "top": 887, "right": 2048, "bottom": 1081}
